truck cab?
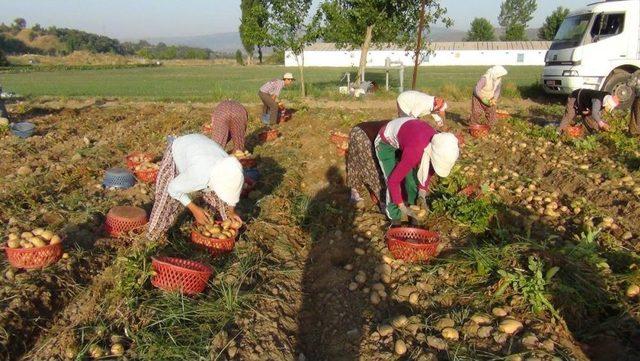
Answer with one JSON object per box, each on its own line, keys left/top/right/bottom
{"left": 542, "top": 0, "right": 640, "bottom": 108}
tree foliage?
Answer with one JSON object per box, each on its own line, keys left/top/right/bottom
{"left": 13, "top": 18, "right": 26, "bottom": 30}
{"left": 465, "top": 18, "right": 496, "bottom": 41}
{"left": 239, "top": 0, "right": 269, "bottom": 64}
{"left": 498, "top": 0, "right": 537, "bottom": 28}
{"left": 0, "top": 49, "right": 8, "bottom": 66}
{"left": 538, "top": 7, "right": 569, "bottom": 40}
{"left": 504, "top": 23, "right": 527, "bottom": 41}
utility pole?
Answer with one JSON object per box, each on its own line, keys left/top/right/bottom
{"left": 411, "top": 0, "right": 426, "bottom": 90}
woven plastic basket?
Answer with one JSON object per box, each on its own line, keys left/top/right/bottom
{"left": 259, "top": 129, "right": 279, "bottom": 142}
{"left": 202, "top": 123, "right": 213, "bottom": 134}
{"left": 103, "top": 167, "right": 136, "bottom": 189}
{"left": 151, "top": 257, "right": 213, "bottom": 295}
{"left": 134, "top": 168, "right": 159, "bottom": 183}
{"left": 385, "top": 227, "right": 440, "bottom": 262}
{"left": 469, "top": 124, "right": 490, "bottom": 138}
{"left": 10, "top": 122, "right": 35, "bottom": 139}
{"left": 239, "top": 158, "right": 257, "bottom": 169}
{"left": 125, "top": 152, "right": 154, "bottom": 170}
{"left": 241, "top": 177, "right": 256, "bottom": 198}
{"left": 104, "top": 206, "right": 148, "bottom": 237}
{"left": 459, "top": 184, "right": 482, "bottom": 199}
{"left": 4, "top": 242, "right": 63, "bottom": 269}
{"left": 565, "top": 125, "right": 584, "bottom": 138}
{"left": 455, "top": 132, "right": 466, "bottom": 148}
{"left": 278, "top": 109, "right": 292, "bottom": 123}
{"left": 191, "top": 227, "right": 235, "bottom": 257}
{"left": 496, "top": 110, "right": 511, "bottom": 120}
{"left": 243, "top": 168, "right": 260, "bottom": 182}
{"left": 330, "top": 132, "right": 349, "bottom": 145}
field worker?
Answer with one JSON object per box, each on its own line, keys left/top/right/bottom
{"left": 396, "top": 90, "right": 448, "bottom": 127}
{"left": 209, "top": 100, "right": 248, "bottom": 151}
{"left": 558, "top": 89, "right": 619, "bottom": 133}
{"left": 259, "top": 73, "right": 295, "bottom": 125}
{"left": 375, "top": 117, "right": 459, "bottom": 224}
{"left": 147, "top": 134, "right": 243, "bottom": 240}
{"left": 470, "top": 65, "right": 508, "bottom": 126}
{"left": 628, "top": 74, "right": 640, "bottom": 136}
{"left": 346, "top": 120, "right": 390, "bottom": 208}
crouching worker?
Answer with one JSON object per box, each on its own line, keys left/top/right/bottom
{"left": 558, "top": 89, "right": 619, "bottom": 133}
{"left": 470, "top": 65, "right": 508, "bottom": 126}
{"left": 396, "top": 90, "right": 448, "bottom": 127}
{"left": 210, "top": 100, "right": 248, "bottom": 152}
{"left": 147, "top": 134, "right": 244, "bottom": 240}
{"left": 0, "top": 85, "right": 8, "bottom": 119}
{"left": 346, "top": 120, "right": 390, "bottom": 208}
{"left": 259, "top": 73, "right": 295, "bottom": 125}
{"left": 375, "top": 117, "right": 460, "bottom": 225}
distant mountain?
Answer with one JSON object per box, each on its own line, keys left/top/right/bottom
{"left": 143, "top": 32, "right": 243, "bottom": 52}
{"left": 426, "top": 26, "right": 541, "bottom": 42}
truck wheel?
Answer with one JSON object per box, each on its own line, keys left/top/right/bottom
{"left": 603, "top": 70, "right": 635, "bottom": 110}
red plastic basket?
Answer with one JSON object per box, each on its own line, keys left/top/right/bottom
{"left": 202, "top": 123, "right": 213, "bottom": 134}
{"left": 278, "top": 109, "right": 292, "bottom": 124}
{"left": 330, "top": 132, "right": 349, "bottom": 145}
{"left": 469, "top": 124, "right": 490, "bottom": 138}
{"left": 496, "top": 110, "right": 510, "bottom": 120}
{"left": 385, "top": 227, "right": 440, "bottom": 262}
{"left": 4, "top": 242, "right": 63, "bottom": 269}
{"left": 239, "top": 157, "right": 257, "bottom": 168}
{"left": 564, "top": 125, "right": 584, "bottom": 138}
{"left": 125, "top": 152, "right": 154, "bottom": 170}
{"left": 337, "top": 147, "right": 348, "bottom": 157}
{"left": 104, "top": 206, "right": 148, "bottom": 237}
{"left": 241, "top": 177, "right": 256, "bottom": 198}
{"left": 459, "top": 184, "right": 482, "bottom": 199}
{"left": 134, "top": 167, "right": 159, "bottom": 183}
{"left": 151, "top": 257, "right": 213, "bottom": 295}
{"left": 191, "top": 227, "right": 235, "bottom": 257}
{"left": 259, "top": 129, "right": 279, "bottom": 142}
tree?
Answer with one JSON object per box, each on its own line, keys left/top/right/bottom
{"left": 235, "top": 49, "right": 245, "bottom": 65}
{"left": 498, "top": 0, "right": 537, "bottom": 29}
{"left": 538, "top": 7, "right": 569, "bottom": 40}
{"left": 504, "top": 23, "right": 527, "bottom": 41}
{"left": 0, "top": 49, "right": 8, "bottom": 67}
{"left": 239, "top": 0, "right": 269, "bottom": 64}
{"left": 13, "top": 18, "right": 26, "bottom": 30}
{"left": 319, "top": 0, "right": 450, "bottom": 85}
{"left": 264, "top": 0, "right": 320, "bottom": 96}
{"left": 465, "top": 18, "right": 496, "bottom": 41}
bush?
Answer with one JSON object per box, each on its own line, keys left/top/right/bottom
{"left": 0, "top": 49, "right": 8, "bottom": 66}
{"left": 235, "top": 50, "right": 245, "bottom": 66}
{"left": 264, "top": 50, "right": 284, "bottom": 65}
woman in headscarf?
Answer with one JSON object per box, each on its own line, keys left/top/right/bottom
{"left": 558, "top": 89, "right": 619, "bottom": 133}
{"left": 396, "top": 90, "right": 448, "bottom": 127}
{"left": 346, "top": 120, "right": 390, "bottom": 207}
{"left": 147, "top": 134, "right": 244, "bottom": 240}
{"left": 209, "top": 100, "right": 248, "bottom": 152}
{"left": 375, "top": 117, "right": 460, "bottom": 224}
{"left": 470, "top": 66, "right": 508, "bottom": 126}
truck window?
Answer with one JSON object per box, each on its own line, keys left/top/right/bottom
{"left": 591, "top": 13, "right": 625, "bottom": 38}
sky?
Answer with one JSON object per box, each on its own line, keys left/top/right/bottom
{"left": 0, "top": 0, "right": 594, "bottom": 40}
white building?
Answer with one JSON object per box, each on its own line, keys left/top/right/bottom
{"left": 285, "top": 41, "right": 551, "bottom": 67}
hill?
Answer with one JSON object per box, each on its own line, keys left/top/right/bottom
{"left": 143, "top": 32, "right": 243, "bottom": 53}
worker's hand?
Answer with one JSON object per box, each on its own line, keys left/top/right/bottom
{"left": 398, "top": 204, "right": 418, "bottom": 221}
{"left": 598, "top": 121, "right": 611, "bottom": 132}
{"left": 227, "top": 208, "right": 243, "bottom": 224}
{"left": 490, "top": 99, "right": 497, "bottom": 106}
{"left": 189, "top": 204, "right": 212, "bottom": 225}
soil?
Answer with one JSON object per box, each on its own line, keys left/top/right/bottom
{"left": 0, "top": 97, "right": 638, "bottom": 360}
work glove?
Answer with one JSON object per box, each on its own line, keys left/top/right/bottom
{"left": 398, "top": 204, "right": 418, "bottom": 222}
{"left": 417, "top": 189, "right": 428, "bottom": 210}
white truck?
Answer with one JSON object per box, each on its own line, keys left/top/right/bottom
{"left": 542, "top": 0, "right": 640, "bottom": 108}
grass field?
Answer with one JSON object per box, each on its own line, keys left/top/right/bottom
{"left": 0, "top": 65, "right": 543, "bottom": 102}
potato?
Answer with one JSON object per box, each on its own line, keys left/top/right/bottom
{"left": 110, "top": 342, "right": 125, "bottom": 356}
{"left": 7, "top": 239, "right": 20, "bottom": 249}
{"left": 203, "top": 231, "right": 212, "bottom": 237}
{"left": 40, "top": 230, "right": 54, "bottom": 241}
{"left": 221, "top": 220, "right": 232, "bottom": 230}
{"left": 32, "top": 228, "right": 44, "bottom": 236}
{"left": 21, "top": 232, "right": 33, "bottom": 240}
{"left": 230, "top": 221, "right": 242, "bottom": 229}
{"left": 21, "top": 241, "right": 34, "bottom": 249}
{"left": 50, "top": 235, "right": 62, "bottom": 245}
{"left": 7, "top": 233, "right": 18, "bottom": 242}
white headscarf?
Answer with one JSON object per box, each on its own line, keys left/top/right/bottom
{"left": 208, "top": 156, "right": 244, "bottom": 206}
{"left": 417, "top": 133, "right": 459, "bottom": 185}
{"left": 485, "top": 65, "right": 508, "bottom": 82}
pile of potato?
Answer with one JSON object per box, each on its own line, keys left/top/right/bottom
{"left": 129, "top": 154, "right": 152, "bottom": 164}
{"left": 194, "top": 219, "right": 242, "bottom": 239}
{"left": 6, "top": 228, "right": 62, "bottom": 249}
{"left": 133, "top": 162, "right": 159, "bottom": 172}
{"left": 409, "top": 205, "right": 428, "bottom": 219}
{"left": 232, "top": 150, "right": 254, "bottom": 160}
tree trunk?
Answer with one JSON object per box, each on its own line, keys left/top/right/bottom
{"left": 258, "top": 46, "right": 263, "bottom": 64}
{"left": 356, "top": 25, "right": 374, "bottom": 86}
{"left": 412, "top": 0, "right": 426, "bottom": 90}
{"left": 246, "top": 54, "right": 253, "bottom": 66}
{"left": 297, "top": 52, "right": 306, "bottom": 97}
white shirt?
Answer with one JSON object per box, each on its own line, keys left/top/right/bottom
{"left": 377, "top": 117, "right": 413, "bottom": 149}
{"left": 397, "top": 91, "right": 435, "bottom": 118}
{"left": 168, "top": 134, "right": 228, "bottom": 206}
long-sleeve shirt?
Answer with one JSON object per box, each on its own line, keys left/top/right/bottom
{"left": 570, "top": 89, "right": 609, "bottom": 124}
{"left": 259, "top": 79, "right": 285, "bottom": 97}
{"left": 474, "top": 77, "right": 501, "bottom": 101}
{"left": 168, "top": 134, "right": 229, "bottom": 206}
{"left": 379, "top": 119, "right": 437, "bottom": 204}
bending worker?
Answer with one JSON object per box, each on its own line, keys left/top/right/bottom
{"left": 558, "top": 89, "right": 619, "bottom": 133}
{"left": 147, "top": 134, "right": 244, "bottom": 240}
{"left": 375, "top": 117, "right": 460, "bottom": 225}
{"left": 209, "top": 100, "right": 249, "bottom": 152}
{"left": 259, "top": 73, "right": 295, "bottom": 125}
{"left": 470, "top": 65, "right": 508, "bottom": 126}
{"left": 396, "top": 90, "right": 448, "bottom": 127}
